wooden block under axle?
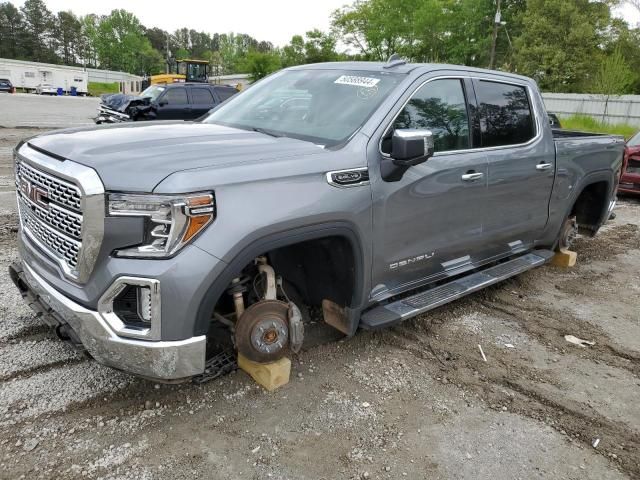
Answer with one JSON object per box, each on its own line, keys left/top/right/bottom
{"left": 238, "top": 354, "right": 291, "bottom": 391}
{"left": 551, "top": 248, "right": 577, "bottom": 268}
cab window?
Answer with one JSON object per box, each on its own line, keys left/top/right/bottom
{"left": 383, "top": 79, "right": 471, "bottom": 154}
{"left": 475, "top": 80, "right": 535, "bottom": 147}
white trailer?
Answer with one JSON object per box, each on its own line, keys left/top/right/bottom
{"left": 0, "top": 58, "right": 88, "bottom": 94}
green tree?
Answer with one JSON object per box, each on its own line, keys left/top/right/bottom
{"left": 589, "top": 47, "right": 635, "bottom": 94}
{"left": 331, "top": 0, "right": 415, "bottom": 60}
{"left": 0, "top": 2, "right": 25, "bottom": 59}
{"left": 330, "top": 0, "right": 524, "bottom": 66}
{"left": 513, "top": 0, "right": 612, "bottom": 92}
{"left": 241, "top": 50, "right": 281, "bottom": 81}
{"left": 281, "top": 35, "right": 306, "bottom": 67}
{"left": 280, "top": 30, "right": 340, "bottom": 67}
{"left": 20, "top": 0, "right": 58, "bottom": 63}
{"left": 56, "top": 11, "right": 82, "bottom": 65}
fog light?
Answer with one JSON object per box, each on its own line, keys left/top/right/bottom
{"left": 98, "top": 277, "right": 161, "bottom": 340}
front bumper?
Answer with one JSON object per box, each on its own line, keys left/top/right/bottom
{"left": 9, "top": 260, "right": 206, "bottom": 381}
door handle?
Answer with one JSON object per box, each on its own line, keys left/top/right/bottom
{"left": 536, "top": 163, "right": 553, "bottom": 171}
{"left": 461, "top": 172, "right": 484, "bottom": 182}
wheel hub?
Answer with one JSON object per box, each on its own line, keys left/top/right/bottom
{"left": 251, "top": 317, "right": 288, "bottom": 354}
{"left": 235, "top": 300, "right": 290, "bottom": 363}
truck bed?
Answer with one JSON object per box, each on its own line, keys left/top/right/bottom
{"left": 552, "top": 128, "right": 620, "bottom": 140}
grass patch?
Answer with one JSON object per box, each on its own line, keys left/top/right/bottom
{"left": 88, "top": 81, "right": 119, "bottom": 97}
{"left": 561, "top": 114, "right": 638, "bottom": 139}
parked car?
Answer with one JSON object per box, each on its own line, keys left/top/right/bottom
{"left": 548, "top": 112, "right": 562, "bottom": 128}
{"left": 0, "top": 78, "right": 14, "bottom": 93}
{"left": 619, "top": 130, "right": 640, "bottom": 195}
{"left": 95, "top": 83, "right": 238, "bottom": 123}
{"left": 35, "top": 83, "right": 58, "bottom": 95}
{"left": 11, "top": 61, "right": 624, "bottom": 382}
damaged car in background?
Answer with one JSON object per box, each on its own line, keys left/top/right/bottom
{"left": 96, "top": 83, "right": 238, "bottom": 124}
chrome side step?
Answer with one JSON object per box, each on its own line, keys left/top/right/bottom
{"left": 360, "top": 250, "right": 554, "bottom": 330}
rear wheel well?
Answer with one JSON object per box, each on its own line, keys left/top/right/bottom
{"left": 570, "top": 181, "right": 609, "bottom": 234}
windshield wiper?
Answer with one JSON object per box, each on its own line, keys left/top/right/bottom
{"left": 249, "top": 127, "right": 283, "bottom": 138}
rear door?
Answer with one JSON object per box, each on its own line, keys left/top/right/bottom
{"left": 190, "top": 87, "right": 218, "bottom": 118}
{"left": 474, "top": 79, "right": 555, "bottom": 254}
{"left": 155, "top": 87, "right": 191, "bottom": 120}
{"left": 369, "top": 76, "right": 490, "bottom": 300}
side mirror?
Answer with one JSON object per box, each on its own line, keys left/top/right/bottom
{"left": 391, "top": 129, "right": 434, "bottom": 166}
{"left": 158, "top": 100, "right": 168, "bottom": 106}
{"left": 381, "top": 129, "right": 435, "bottom": 182}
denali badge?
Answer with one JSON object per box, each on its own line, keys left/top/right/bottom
{"left": 390, "top": 252, "right": 435, "bottom": 270}
{"left": 20, "top": 179, "right": 49, "bottom": 209}
{"left": 326, "top": 168, "right": 370, "bottom": 188}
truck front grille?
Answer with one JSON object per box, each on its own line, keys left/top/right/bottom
{"left": 15, "top": 148, "right": 104, "bottom": 283}
{"left": 18, "top": 197, "right": 81, "bottom": 268}
{"left": 16, "top": 161, "right": 82, "bottom": 211}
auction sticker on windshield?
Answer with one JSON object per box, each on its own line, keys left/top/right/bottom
{"left": 334, "top": 75, "right": 381, "bottom": 88}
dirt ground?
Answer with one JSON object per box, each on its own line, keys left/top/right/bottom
{"left": 0, "top": 129, "right": 638, "bottom": 480}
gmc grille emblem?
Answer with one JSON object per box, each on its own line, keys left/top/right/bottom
{"left": 21, "top": 180, "right": 49, "bottom": 208}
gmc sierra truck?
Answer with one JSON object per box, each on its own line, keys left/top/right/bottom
{"left": 10, "top": 60, "right": 625, "bottom": 382}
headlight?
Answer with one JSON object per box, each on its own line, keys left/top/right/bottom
{"left": 108, "top": 192, "right": 215, "bottom": 258}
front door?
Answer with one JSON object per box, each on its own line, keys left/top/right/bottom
{"left": 369, "top": 77, "right": 489, "bottom": 301}
{"left": 156, "top": 87, "right": 191, "bottom": 120}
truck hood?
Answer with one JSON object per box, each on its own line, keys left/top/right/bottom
{"left": 26, "top": 122, "right": 326, "bottom": 191}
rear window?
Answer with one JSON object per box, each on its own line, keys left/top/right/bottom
{"left": 0, "top": 79, "right": 10, "bottom": 86}
{"left": 476, "top": 80, "right": 536, "bottom": 148}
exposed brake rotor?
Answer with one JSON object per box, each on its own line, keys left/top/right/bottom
{"left": 235, "top": 300, "right": 290, "bottom": 363}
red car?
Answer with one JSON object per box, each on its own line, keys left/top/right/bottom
{"left": 619, "top": 131, "right": 640, "bottom": 195}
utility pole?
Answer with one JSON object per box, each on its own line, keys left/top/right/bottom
{"left": 165, "top": 33, "right": 171, "bottom": 74}
{"left": 489, "top": 0, "right": 502, "bottom": 69}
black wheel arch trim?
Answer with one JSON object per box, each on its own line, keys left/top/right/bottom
{"left": 194, "top": 222, "right": 366, "bottom": 337}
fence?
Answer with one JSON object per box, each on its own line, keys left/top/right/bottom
{"left": 542, "top": 93, "right": 640, "bottom": 127}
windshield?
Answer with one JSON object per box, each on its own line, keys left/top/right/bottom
{"left": 203, "top": 69, "right": 404, "bottom": 146}
{"left": 628, "top": 131, "right": 640, "bottom": 147}
{"left": 140, "top": 85, "right": 166, "bottom": 101}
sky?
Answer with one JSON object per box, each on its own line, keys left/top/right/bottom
{"left": 12, "top": 0, "right": 640, "bottom": 48}
{"left": 16, "top": 0, "right": 350, "bottom": 47}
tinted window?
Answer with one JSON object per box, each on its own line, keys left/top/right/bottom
{"left": 215, "top": 87, "right": 236, "bottom": 101}
{"left": 163, "top": 88, "right": 188, "bottom": 105}
{"left": 391, "top": 79, "right": 470, "bottom": 153}
{"left": 192, "top": 88, "right": 215, "bottom": 104}
{"left": 476, "top": 81, "right": 535, "bottom": 147}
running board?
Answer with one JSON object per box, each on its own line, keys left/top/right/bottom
{"left": 360, "top": 250, "right": 554, "bottom": 330}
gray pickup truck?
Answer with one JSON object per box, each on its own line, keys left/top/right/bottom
{"left": 10, "top": 60, "right": 624, "bottom": 382}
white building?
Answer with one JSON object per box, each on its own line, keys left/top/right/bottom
{"left": 0, "top": 58, "right": 143, "bottom": 95}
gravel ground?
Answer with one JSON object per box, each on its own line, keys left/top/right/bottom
{"left": 0, "top": 128, "right": 638, "bottom": 480}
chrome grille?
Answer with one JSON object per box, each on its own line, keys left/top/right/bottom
{"left": 16, "top": 160, "right": 83, "bottom": 273}
{"left": 19, "top": 198, "right": 80, "bottom": 268}
{"left": 16, "top": 161, "right": 81, "bottom": 211}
